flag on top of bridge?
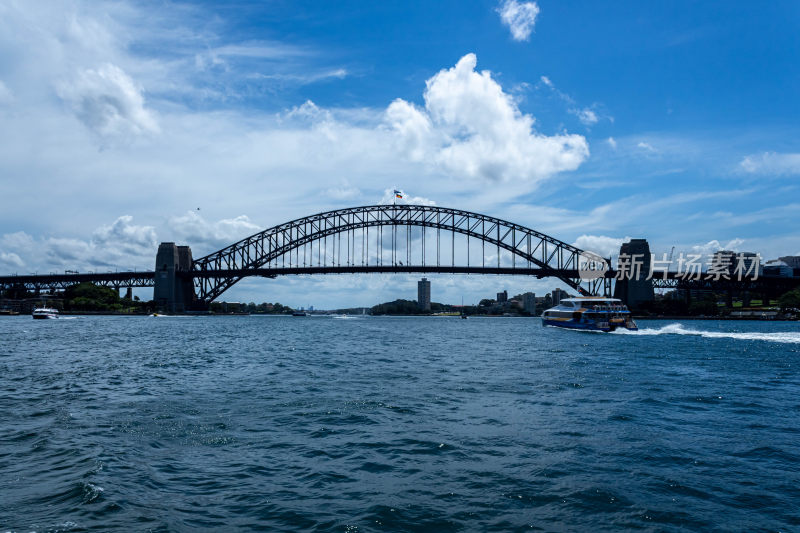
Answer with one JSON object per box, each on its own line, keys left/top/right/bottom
{"left": 394, "top": 190, "right": 403, "bottom": 199}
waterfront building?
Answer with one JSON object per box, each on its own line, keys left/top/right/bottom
{"left": 417, "top": 277, "right": 431, "bottom": 310}
{"left": 779, "top": 256, "right": 800, "bottom": 277}
{"left": 763, "top": 260, "right": 793, "bottom": 278}
{"left": 521, "top": 292, "right": 536, "bottom": 315}
{"left": 497, "top": 290, "right": 508, "bottom": 303}
{"left": 779, "top": 256, "right": 800, "bottom": 268}
{"left": 551, "top": 288, "right": 569, "bottom": 305}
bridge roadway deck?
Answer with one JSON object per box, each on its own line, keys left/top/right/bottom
{"left": 187, "top": 266, "right": 598, "bottom": 278}
{"left": 0, "top": 271, "right": 157, "bottom": 290}
{"left": 0, "top": 267, "right": 605, "bottom": 291}
{"left": 1, "top": 267, "right": 792, "bottom": 294}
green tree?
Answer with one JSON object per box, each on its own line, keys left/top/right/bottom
{"left": 63, "top": 282, "right": 121, "bottom": 311}
{"left": 778, "top": 288, "right": 800, "bottom": 311}
{"left": 688, "top": 295, "right": 719, "bottom": 316}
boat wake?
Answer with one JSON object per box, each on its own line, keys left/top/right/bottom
{"left": 611, "top": 323, "right": 800, "bottom": 344}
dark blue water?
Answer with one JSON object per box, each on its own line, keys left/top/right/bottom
{"left": 1, "top": 316, "right": 799, "bottom": 531}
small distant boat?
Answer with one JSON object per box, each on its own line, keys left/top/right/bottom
{"left": 0, "top": 308, "right": 19, "bottom": 316}
{"left": 542, "top": 297, "right": 637, "bottom": 332}
{"left": 292, "top": 310, "right": 307, "bottom": 316}
{"left": 32, "top": 307, "right": 59, "bottom": 319}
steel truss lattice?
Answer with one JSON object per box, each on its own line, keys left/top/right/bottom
{"left": 191, "top": 205, "right": 611, "bottom": 302}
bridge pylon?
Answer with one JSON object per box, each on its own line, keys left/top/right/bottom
{"left": 154, "top": 242, "right": 196, "bottom": 313}
{"left": 613, "top": 238, "right": 655, "bottom": 310}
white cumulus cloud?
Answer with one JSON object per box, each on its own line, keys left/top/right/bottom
{"left": 573, "top": 235, "right": 630, "bottom": 258}
{"left": 690, "top": 238, "right": 746, "bottom": 257}
{"left": 0, "top": 216, "right": 159, "bottom": 271}
{"left": 739, "top": 152, "right": 800, "bottom": 176}
{"left": 497, "top": 0, "right": 540, "bottom": 41}
{"left": 57, "top": 63, "right": 159, "bottom": 139}
{"left": 0, "top": 252, "right": 24, "bottom": 269}
{"left": 92, "top": 215, "right": 157, "bottom": 253}
{"left": 168, "top": 211, "right": 262, "bottom": 253}
{"left": 384, "top": 99, "right": 435, "bottom": 162}
{"left": 386, "top": 53, "right": 588, "bottom": 183}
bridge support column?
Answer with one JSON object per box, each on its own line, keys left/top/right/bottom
{"left": 154, "top": 243, "right": 196, "bottom": 313}
{"left": 613, "top": 239, "right": 655, "bottom": 311}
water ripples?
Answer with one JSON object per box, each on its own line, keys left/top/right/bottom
{"left": 1, "top": 316, "right": 799, "bottom": 530}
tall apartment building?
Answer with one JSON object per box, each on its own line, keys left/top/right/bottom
{"left": 417, "top": 277, "right": 431, "bottom": 310}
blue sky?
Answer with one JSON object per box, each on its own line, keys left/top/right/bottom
{"left": 0, "top": 0, "right": 798, "bottom": 307}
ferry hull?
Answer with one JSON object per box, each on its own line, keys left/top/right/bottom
{"left": 542, "top": 318, "right": 638, "bottom": 332}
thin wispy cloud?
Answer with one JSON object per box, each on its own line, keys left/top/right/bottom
{"left": 325, "top": 183, "right": 361, "bottom": 201}
{"left": 637, "top": 141, "right": 657, "bottom": 153}
{"left": 573, "top": 107, "right": 599, "bottom": 126}
{"left": 538, "top": 75, "right": 612, "bottom": 128}
{"left": 248, "top": 68, "right": 348, "bottom": 84}
{"left": 739, "top": 152, "right": 800, "bottom": 176}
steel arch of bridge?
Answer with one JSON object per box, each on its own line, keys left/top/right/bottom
{"left": 191, "top": 204, "right": 610, "bottom": 303}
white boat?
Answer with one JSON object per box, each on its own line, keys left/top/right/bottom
{"left": 542, "top": 297, "right": 637, "bottom": 332}
{"left": 32, "top": 307, "right": 59, "bottom": 319}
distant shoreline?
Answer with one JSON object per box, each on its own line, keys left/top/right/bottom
{"left": 634, "top": 315, "right": 798, "bottom": 321}
{"left": 7, "top": 312, "right": 797, "bottom": 322}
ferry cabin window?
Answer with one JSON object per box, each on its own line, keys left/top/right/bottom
{"left": 545, "top": 311, "right": 576, "bottom": 319}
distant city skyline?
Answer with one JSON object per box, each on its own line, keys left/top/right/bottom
{"left": 1, "top": 1, "right": 799, "bottom": 308}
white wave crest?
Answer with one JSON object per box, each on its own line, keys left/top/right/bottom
{"left": 612, "top": 323, "right": 800, "bottom": 344}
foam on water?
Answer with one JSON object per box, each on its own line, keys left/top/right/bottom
{"left": 613, "top": 322, "right": 800, "bottom": 343}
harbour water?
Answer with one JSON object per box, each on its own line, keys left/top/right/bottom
{"left": 1, "top": 315, "right": 799, "bottom": 531}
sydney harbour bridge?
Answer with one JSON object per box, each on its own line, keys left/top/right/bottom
{"left": 0, "top": 205, "right": 795, "bottom": 312}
